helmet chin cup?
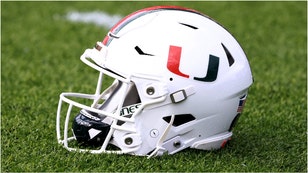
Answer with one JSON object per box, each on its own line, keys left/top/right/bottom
{"left": 72, "top": 110, "right": 111, "bottom": 147}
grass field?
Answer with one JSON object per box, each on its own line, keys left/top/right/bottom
{"left": 1, "top": 1, "right": 307, "bottom": 172}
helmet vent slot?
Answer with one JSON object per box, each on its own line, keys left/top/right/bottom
{"left": 163, "top": 114, "right": 196, "bottom": 127}
{"left": 135, "top": 46, "right": 154, "bottom": 56}
{"left": 179, "top": 22, "right": 198, "bottom": 29}
{"left": 221, "top": 43, "right": 235, "bottom": 67}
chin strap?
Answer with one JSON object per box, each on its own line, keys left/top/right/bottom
{"left": 147, "top": 114, "right": 175, "bottom": 159}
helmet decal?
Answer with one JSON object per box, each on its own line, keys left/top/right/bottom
{"left": 193, "top": 55, "right": 220, "bottom": 82}
{"left": 167, "top": 45, "right": 189, "bottom": 78}
{"left": 167, "top": 45, "right": 220, "bottom": 82}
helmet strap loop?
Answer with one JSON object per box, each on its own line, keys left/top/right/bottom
{"left": 147, "top": 114, "right": 175, "bottom": 158}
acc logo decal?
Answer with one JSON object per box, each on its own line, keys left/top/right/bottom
{"left": 167, "top": 45, "right": 220, "bottom": 82}
{"left": 120, "top": 103, "right": 141, "bottom": 117}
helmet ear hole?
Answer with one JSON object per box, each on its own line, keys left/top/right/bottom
{"left": 123, "top": 83, "right": 141, "bottom": 107}
{"left": 163, "top": 114, "right": 196, "bottom": 127}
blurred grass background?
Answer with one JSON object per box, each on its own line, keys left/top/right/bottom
{"left": 1, "top": 1, "right": 306, "bottom": 172}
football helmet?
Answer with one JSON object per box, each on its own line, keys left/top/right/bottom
{"left": 56, "top": 6, "right": 253, "bottom": 158}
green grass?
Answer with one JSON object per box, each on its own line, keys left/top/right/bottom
{"left": 1, "top": 1, "right": 306, "bottom": 172}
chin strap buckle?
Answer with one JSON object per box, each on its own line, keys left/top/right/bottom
{"left": 170, "top": 86, "right": 195, "bottom": 104}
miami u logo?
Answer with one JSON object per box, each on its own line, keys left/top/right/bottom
{"left": 167, "top": 45, "right": 220, "bottom": 82}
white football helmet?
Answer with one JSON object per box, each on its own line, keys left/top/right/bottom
{"left": 56, "top": 6, "right": 253, "bottom": 158}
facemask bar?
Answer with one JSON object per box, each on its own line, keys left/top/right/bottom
{"left": 57, "top": 42, "right": 136, "bottom": 152}
{"left": 56, "top": 84, "right": 168, "bottom": 155}
{"left": 56, "top": 78, "right": 137, "bottom": 154}
{"left": 80, "top": 42, "right": 130, "bottom": 84}
{"left": 147, "top": 114, "right": 175, "bottom": 158}
{"left": 57, "top": 54, "right": 170, "bottom": 155}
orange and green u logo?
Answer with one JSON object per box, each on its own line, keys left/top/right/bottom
{"left": 167, "top": 45, "right": 220, "bottom": 82}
